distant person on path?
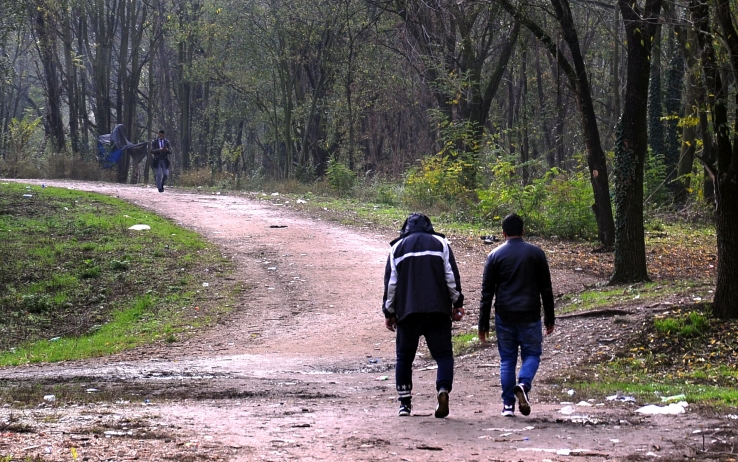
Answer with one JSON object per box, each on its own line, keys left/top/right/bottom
{"left": 382, "top": 213, "right": 465, "bottom": 418}
{"left": 478, "top": 213, "right": 555, "bottom": 417}
{"left": 151, "top": 129, "right": 171, "bottom": 193}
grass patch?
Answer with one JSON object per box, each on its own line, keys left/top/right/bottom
{"left": 561, "top": 380, "right": 738, "bottom": 407}
{"left": 0, "top": 182, "right": 239, "bottom": 365}
{"left": 452, "top": 331, "right": 481, "bottom": 356}
{"left": 558, "top": 305, "right": 738, "bottom": 407}
{"left": 556, "top": 280, "right": 714, "bottom": 314}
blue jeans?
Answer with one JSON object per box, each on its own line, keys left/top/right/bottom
{"left": 495, "top": 314, "right": 542, "bottom": 405}
{"left": 395, "top": 313, "right": 454, "bottom": 400}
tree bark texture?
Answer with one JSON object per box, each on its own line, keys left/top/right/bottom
{"left": 691, "top": 0, "right": 738, "bottom": 318}
{"left": 33, "top": 4, "right": 66, "bottom": 153}
{"left": 610, "top": 0, "right": 662, "bottom": 284}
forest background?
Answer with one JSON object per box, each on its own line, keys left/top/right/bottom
{"left": 1, "top": 0, "right": 738, "bottom": 317}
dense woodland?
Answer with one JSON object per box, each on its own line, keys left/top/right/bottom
{"left": 0, "top": 0, "right": 737, "bottom": 318}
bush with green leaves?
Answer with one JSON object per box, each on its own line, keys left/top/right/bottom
{"left": 403, "top": 154, "right": 474, "bottom": 211}
{"left": 477, "top": 159, "right": 598, "bottom": 239}
{"left": 326, "top": 159, "right": 356, "bottom": 195}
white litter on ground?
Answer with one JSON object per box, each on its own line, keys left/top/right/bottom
{"left": 635, "top": 401, "right": 688, "bottom": 415}
{"left": 128, "top": 224, "right": 151, "bottom": 230}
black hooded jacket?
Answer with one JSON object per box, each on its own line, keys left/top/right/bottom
{"left": 381, "top": 214, "right": 464, "bottom": 321}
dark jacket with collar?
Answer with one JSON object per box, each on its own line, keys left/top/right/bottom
{"left": 478, "top": 237, "right": 555, "bottom": 331}
{"left": 151, "top": 137, "right": 171, "bottom": 154}
{"left": 382, "top": 214, "right": 464, "bottom": 322}
{"left": 151, "top": 137, "right": 171, "bottom": 169}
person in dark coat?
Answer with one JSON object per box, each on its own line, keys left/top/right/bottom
{"left": 382, "top": 213, "right": 465, "bottom": 418}
{"left": 478, "top": 213, "right": 555, "bottom": 417}
{"left": 151, "top": 130, "right": 171, "bottom": 192}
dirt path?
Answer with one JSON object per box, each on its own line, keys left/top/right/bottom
{"left": 0, "top": 180, "right": 733, "bottom": 461}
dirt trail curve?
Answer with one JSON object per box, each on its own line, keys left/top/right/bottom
{"left": 0, "top": 180, "right": 732, "bottom": 462}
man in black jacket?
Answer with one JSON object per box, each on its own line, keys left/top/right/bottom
{"left": 151, "top": 130, "right": 171, "bottom": 192}
{"left": 382, "top": 213, "right": 465, "bottom": 418}
{"left": 478, "top": 213, "right": 555, "bottom": 417}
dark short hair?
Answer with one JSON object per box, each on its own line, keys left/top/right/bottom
{"left": 158, "top": 130, "right": 165, "bottom": 134}
{"left": 502, "top": 213, "right": 524, "bottom": 236}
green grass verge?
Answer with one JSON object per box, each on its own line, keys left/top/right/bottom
{"left": 556, "top": 279, "right": 714, "bottom": 314}
{"left": 0, "top": 182, "right": 240, "bottom": 365}
{"left": 557, "top": 306, "right": 738, "bottom": 408}
{"left": 563, "top": 379, "right": 738, "bottom": 407}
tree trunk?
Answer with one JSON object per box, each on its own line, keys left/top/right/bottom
{"left": 610, "top": 0, "right": 662, "bottom": 284}
{"left": 714, "top": 179, "right": 738, "bottom": 318}
{"left": 691, "top": 0, "right": 738, "bottom": 318}
{"left": 61, "top": 5, "right": 79, "bottom": 155}
{"left": 647, "top": 24, "right": 664, "bottom": 159}
{"left": 501, "top": 0, "right": 616, "bottom": 247}
{"left": 663, "top": 47, "right": 684, "bottom": 198}
{"left": 34, "top": 3, "right": 66, "bottom": 153}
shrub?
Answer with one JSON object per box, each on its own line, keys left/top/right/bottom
{"left": 403, "top": 154, "right": 474, "bottom": 211}
{"left": 326, "top": 159, "right": 356, "bottom": 196}
{"left": 477, "top": 160, "right": 597, "bottom": 239}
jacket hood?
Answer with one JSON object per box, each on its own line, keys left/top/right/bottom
{"left": 390, "top": 213, "right": 444, "bottom": 245}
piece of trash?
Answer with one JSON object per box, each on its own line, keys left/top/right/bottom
{"left": 567, "top": 389, "right": 575, "bottom": 396}
{"left": 727, "top": 414, "right": 738, "bottom": 420}
{"left": 104, "top": 430, "right": 132, "bottom": 436}
{"left": 368, "top": 358, "right": 379, "bottom": 363}
{"left": 376, "top": 376, "right": 389, "bottom": 381}
{"left": 86, "top": 388, "right": 99, "bottom": 393}
{"left": 271, "top": 192, "right": 279, "bottom": 196}
{"left": 635, "top": 401, "right": 688, "bottom": 415}
{"left": 42, "top": 183, "right": 46, "bottom": 188}
{"left": 610, "top": 439, "right": 621, "bottom": 443}
{"left": 576, "top": 401, "right": 592, "bottom": 406}
{"left": 128, "top": 224, "right": 151, "bottom": 231}
{"left": 202, "top": 282, "right": 209, "bottom": 287}
{"left": 480, "top": 235, "right": 499, "bottom": 244}
{"left": 49, "top": 337, "right": 60, "bottom": 342}
{"left": 560, "top": 405, "right": 575, "bottom": 415}
{"left": 23, "top": 194, "right": 32, "bottom": 198}
{"left": 660, "top": 394, "right": 686, "bottom": 403}
{"left": 269, "top": 225, "right": 288, "bottom": 228}
{"left": 43, "top": 395, "right": 56, "bottom": 402}
{"left": 297, "top": 199, "right": 306, "bottom": 204}
{"left": 416, "top": 445, "right": 442, "bottom": 451}
{"left": 606, "top": 392, "right": 636, "bottom": 402}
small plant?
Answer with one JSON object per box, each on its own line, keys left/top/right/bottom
{"left": 21, "top": 294, "right": 53, "bottom": 314}
{"left": 654, "top": 310, "right": 710, "bottom": 337}
{"left": 80, "top": 266, "right": 102, "bottom": 279}
{"left": 109, "top": 259, "right": 130, "bottom": 271}
{"left": 326, "top": 159, "right": 356, "bottom": 196}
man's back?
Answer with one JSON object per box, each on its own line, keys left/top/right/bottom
{"left": 382, "top": 214, "right": 463, "bottom": 322}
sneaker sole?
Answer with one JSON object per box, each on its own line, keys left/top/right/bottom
{"left": 435, "top": 392, "right": 449, "bottom": 418}
{"left": 515, "top": 386, "right": 531, "bottom": 416}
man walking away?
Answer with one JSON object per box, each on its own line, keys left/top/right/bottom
{"left": 382, "top": 213, "right": 465, "bottom": 418}
{"left": 478, "top": 213, "right": 555, "bottom": 417}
